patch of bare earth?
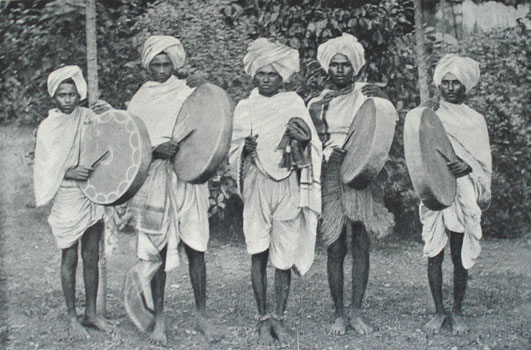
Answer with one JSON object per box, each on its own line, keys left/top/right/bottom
{"left": 1, "top": 125, "right": 529, "bottom": 349}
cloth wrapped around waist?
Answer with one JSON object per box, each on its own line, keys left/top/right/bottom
{"left": 320, "top": 157, "right": 394, "bottom": 246}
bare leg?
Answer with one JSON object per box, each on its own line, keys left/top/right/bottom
{"left": 349, "top": 222, "right": 373, "bottom": 335}
{"left": 80, "top": 221, "right": 111, "bottom": 333}
{"left": 327, "top": 230, "right": 348, "bottom": 335}
{"left": 271, "top": 268, "right": 293, "bottom": 347}
{"left": 150, "top": 245, "right": 167, "bottom": 345}
{"left": 61, "top": 242, "right": 89, "bottom": 339}
{"left": 251, "top": 250, "right": 274, "bottom": 345}
{"left": 184, "top": 243, "right": 222, "bottom": 343}
{"left": 450, "top": 231, "right": 468, "bottom": 335}
{"left": 425, "top": 249, "right": 447, "bottom": 335}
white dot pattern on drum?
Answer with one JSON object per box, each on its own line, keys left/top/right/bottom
{"left": 79, "top": 111, "right": 149, "bottom": 205}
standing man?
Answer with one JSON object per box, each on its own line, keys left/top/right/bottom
{"left": 121, "top": 35, "right": 220, "bottom": 345}
{"left": 420, "top": 54, "right": 492, "bottom": 336}
{"left": 229, "top": 38, "right": 322, "bottom": 346}
{"left": 34, "top": 66, "right": 112, "bottom": 339}
{"left": 308, "top": 33, "right": 395, "bottom": 336}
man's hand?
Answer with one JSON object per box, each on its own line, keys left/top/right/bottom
{"left": 447, "top": 159, "right": 472, "bottom": 178}
{"left": 243, "top": 135, "right": 258, "bottom": 155}
{"left": 153, "top": 140, "right": 179, "bottom": 159}
{"left": 90, "top": 100, "right": 113, "bottom": 115}
{"left": 421, "top": 97, "right": 440, "bottom": 111}
{"left": 65, "top": 166, "right": 94, "bottom": 181}
{"left": 186, "top": 70, "right": 208, "bottom": 88}
{"left": 329, "top": 147, "right": 346, "bottom": 163}
{"left": 286, "top": 119, "right": 311, "bottom": 142}
{"left": 361, "top": 84, "right": 388, "bottom": 99}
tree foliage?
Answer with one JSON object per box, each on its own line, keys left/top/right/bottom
{"left": 0, "top": 0, "right": 528, "bottom": 237}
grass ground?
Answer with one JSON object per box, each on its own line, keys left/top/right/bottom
{"left": 1, "top": 125, "right": 529, "bottom": 350}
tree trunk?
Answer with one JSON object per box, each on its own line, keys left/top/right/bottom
{"left": 414, "top": 0, "right": 429, "bottom": 104}
{"left": 85, "top": 0, "right": 106, "bottom": 315}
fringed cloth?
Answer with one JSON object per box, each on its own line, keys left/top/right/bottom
{"left": 308, "top": 84, "right": 395, "bottom": 246}
{"left": 321, "top": 156, "right": 394, "bottom": 246}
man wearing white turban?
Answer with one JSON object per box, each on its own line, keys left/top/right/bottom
{"left": 229, "top": 38, "right": 322, "bottom": 346}
{"left": 96, "top": 35, "right": 219, "bottom": 345}
{"left": 420, "top": 54, "right": 491, "bottom": 336}
{"left": 308, "top": 33, "right": 395, "bottom": 336}
{"left": 34, "top": 66, "right": 112, "bottom": 338}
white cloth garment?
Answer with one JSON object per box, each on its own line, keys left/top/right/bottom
{"left": 34, "top": 107, "right": 104, "bottom": 248}
{"left": 421, "top": 100, "right": 492, "bottom": 269}
{"left": 229, "top": 89, "right": 322, "bottom": 275}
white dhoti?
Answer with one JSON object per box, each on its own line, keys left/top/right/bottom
{"left": 49, "top": 180, "right": 104, "bottom": 249}
{"left": 420, "top": 101, "right": 492, "bottom": 269}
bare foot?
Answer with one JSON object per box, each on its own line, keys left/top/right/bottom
{"left": 329, "top": 316, "right": 348, "bottom": 336}
{"left": 271, "top": 317, "right": 293, "bottom": 347}
{"left": 451, "top": 313, "right": 468, "bottom": 335}
{"left": 69, "top": 317, "right": 90, "bottom": 339}
{"left": 149, "top": 317, "right": 167, "bottom": 346}
{"left": 424, "top": 313, "right": 447, "bottom": 335}
{"left": 348, "top": 309, "right": 373, "bottom": 335}
{"left": 82, "top": 315, "right": 113, "bottom": 333}
{"left": 257, "top": 319, "right": 274, "bottom": 346}
{"left": 194, "top": 314, "right": 223, "bottom": 343}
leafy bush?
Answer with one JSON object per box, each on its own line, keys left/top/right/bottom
{"left": 1, "top": 0, "right": 528, "bottom": 237}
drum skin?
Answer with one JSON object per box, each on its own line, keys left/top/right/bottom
{"left": 404, "top": 107, "right": 457, "bottom": 210}
{"left": 79, "top": 110, "right": 152, "bottom": 205}
{"left": 172, "top": 83, "right": 233, "bottom": 184}
{"left": 340, "top": 97, "right": 397, "bottom": 189}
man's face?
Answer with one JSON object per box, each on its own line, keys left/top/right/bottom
{"left": 254, "top": 65, "right": 282, "bottom": 97}
{"left": 328, "top": 54, "right": 354, "bottom": 89}
{"left": 439, "top": 73, "right": 466, "bottom": 104}
{"left": 149, "top": 53, "right": 174, "bottom": 83}
{"left": 54, "top": 82, "right": 80, "bottom": 114}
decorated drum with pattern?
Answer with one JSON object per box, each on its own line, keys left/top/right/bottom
{"left": 79, "top": 110, "right": 152, "bottom": 205}
{"left": 404, "top": 107, "right": 457, "bottom": 210}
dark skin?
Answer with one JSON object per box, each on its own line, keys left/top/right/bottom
{"left": 244, "top": 65, "right": 301, "bottom": 346}
{"left": 423, "top": 73, "right": 472, "bottom": 335}
{"left": 54, "top": 82, "right": 112, "bottom": 337}
{"left": 325, "top": 53, "right": 386, "bottom": 336}
{"left": 421, "top": 74, "right": 472, "bottom": 178}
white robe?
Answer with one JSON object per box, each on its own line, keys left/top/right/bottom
{"left": 34, "top": 107, "right": 104, "bottom": 249}
{"left": 229, "top": 89, "right": 322, "bottom": 275}
{"left": 421, "top": 101, "right": 492, "bottom": 269}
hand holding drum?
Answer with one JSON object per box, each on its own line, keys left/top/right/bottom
{"left": 404, "top": 107, "right": 458, "bottom": 210}
{"left": 78, "top": 109, "right": 152, "bottom": 205}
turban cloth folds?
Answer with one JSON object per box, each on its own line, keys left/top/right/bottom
{"left": 433, "top": 53, "right": 480, "bottom": 93}
{"left": 47, "top": 65, "right": 87, "bottom": 101}
{"left": 243, "top": 38, "right": 300, "bottom": 81}
{"left": 317, "top": 33, "right": 365, "bottom": 75}
{"left": 141, "top": 35, "right": 186, "bottom": 71}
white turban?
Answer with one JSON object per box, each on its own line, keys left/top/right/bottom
{"left": 141, "top": 35, "right": 186, "bottom": 71}
{"left": 433, "top": 54, "right": 480, "bottom": 93}
{"left": 317, "top": 33, "right": 366, "bottom": 75}
{"left": 243, "top": 38, "right": 300, "bottom": 81}
{"left": 47, "top": 65, "right": 87, "bottom": 101}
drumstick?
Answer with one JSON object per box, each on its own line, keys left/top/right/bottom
{"left": 91, "top": 150, "right": 110, "bottom": 168}
{"left": 164, "top": 129, "right": 195, "bottom": 144}
{"left": 437, "top": 148, "right": 452, "bottom": 163}
{"left": 342, "top": 128, "right": 356, "bottom": 148}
